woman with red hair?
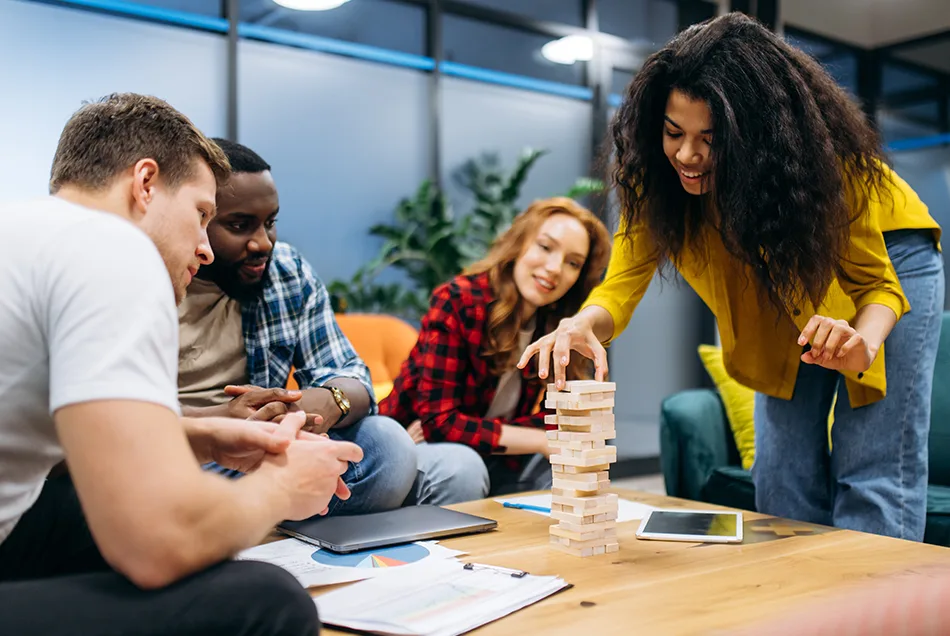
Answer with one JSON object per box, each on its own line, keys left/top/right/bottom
{"left": 380, "top": 197, "right": 611, "bottom": 496}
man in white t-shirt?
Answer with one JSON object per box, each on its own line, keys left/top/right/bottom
{"left": 0, "top": 93, "right": 362, "bottom": 636}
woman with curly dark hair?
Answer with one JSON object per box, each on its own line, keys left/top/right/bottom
{"left": 520, "top": 13, "right": 943, "bottom": 539}
{"left": 380, "top": 197, "right": 611, "bottom": 496}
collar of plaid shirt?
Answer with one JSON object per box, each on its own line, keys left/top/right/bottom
{"left": 237, "top": 242, "right": 374, "bottom": 399}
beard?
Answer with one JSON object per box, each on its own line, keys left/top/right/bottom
{"left": 195, "top": 256, "right": 271, "bottom": 303}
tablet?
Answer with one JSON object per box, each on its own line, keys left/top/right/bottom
{"left": 635, "top": 509, "right": 743, "bottom": 543}
{"left": 277, "top": 505, "right": 498, "bottom": 553}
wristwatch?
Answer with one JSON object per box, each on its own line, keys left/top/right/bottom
{"left": 322, "top": 385, "right": 351, "bottom": 418}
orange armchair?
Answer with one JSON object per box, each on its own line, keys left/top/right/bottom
{"left": 286, "top": 313, "right": 419, "bottom": 400}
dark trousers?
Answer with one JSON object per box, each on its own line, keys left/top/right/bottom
{"left": 0, "top": 475, "right": 319, "bottom": 636}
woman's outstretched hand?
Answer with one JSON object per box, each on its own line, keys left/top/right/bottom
{"left": 798, "top": 314, "right": 875, "bottom": 373}
{"left": 517, "top": 316, "right": 609, "bottom": 390}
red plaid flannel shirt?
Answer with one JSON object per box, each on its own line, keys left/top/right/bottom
{"left": 379, "top": 273, "right": 549, "bottom": 469}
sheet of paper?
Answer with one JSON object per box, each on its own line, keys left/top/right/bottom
{"left": 236, "top": 538, "right": 467, "bottom": 588}
{"left": 316, "top": 558, "right": 569, "bottom": 636}
{"left": 494, "top": 493, "right": 657, "bottom": 522}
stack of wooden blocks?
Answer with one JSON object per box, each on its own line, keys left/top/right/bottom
{"left": 545, "top": 380, "right": 619, "bottom": 557}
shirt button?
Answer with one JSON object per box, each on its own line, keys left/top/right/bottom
{"left": 857, "top": 372, "right": 864, "bottom": 379}
{"left": 793, "top": 309, "right": 801, "bottom": 316}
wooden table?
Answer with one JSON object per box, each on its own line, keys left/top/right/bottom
{"left": 316, "top": 489, "right": 950, "bottom": 635}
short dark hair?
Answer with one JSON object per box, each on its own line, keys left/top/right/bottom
{"left": 211, "top": 138, "right": 271, "bottom": 174}
{"left": 50, "top": 93, "right": 230, "bottom": 194}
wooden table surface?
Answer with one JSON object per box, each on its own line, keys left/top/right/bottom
{"left": 315, "top": 489, "right": 950, "bottom": 635}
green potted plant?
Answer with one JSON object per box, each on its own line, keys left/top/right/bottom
{"left": 328, "top": 148, "right": 604, "bottom": 321}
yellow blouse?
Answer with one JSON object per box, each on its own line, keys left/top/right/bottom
{"left": 583, "top": 166, "right": 940, "bottom": 408}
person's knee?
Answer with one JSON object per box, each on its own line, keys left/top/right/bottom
{"left": 419, "top": 444, "right": 490, "bottom": 505}
{"left": 348, "top": 415, "right": 418, "bottom": 510}
{"left": 206, "top": 561, "right": 319, "bottom": 636}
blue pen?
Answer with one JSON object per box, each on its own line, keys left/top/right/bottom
{"left": 502, "top": 502, "right": 551, "bottom": 513}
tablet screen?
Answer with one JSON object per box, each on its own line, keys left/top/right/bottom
{"left": 642, "top": 511, "right": 739, "bottom": 537}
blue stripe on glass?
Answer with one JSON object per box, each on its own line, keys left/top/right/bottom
{"left": 238, "top": 23, "right": 435, "bottom": 71}
{"left": 51, "top": 0, "right": 228, "bottom": 32}
{"left": 886, "top": 133, "right": 950, "bottom": 153}
{"left": 440, "top": 61, "right": 593, "bottom": 101}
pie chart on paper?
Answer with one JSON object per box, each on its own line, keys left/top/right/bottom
{"left": 310, "top": 542, "right": 431, "bottom": 569}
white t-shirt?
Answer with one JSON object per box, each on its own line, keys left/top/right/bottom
{"left": 0, "top": 197, "right": 180, "bottom": 545}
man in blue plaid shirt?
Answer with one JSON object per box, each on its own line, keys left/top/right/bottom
{"left": 177, "top": 140, "right": 489, "bottom": 514}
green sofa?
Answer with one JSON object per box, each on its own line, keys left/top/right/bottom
{"left": 659, "top": 311, "right": 950, "bottom": 546}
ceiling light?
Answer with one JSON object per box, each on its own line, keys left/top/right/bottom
{"left": 541, "top": 35, "right": 594, "bottom": 65}
{"left": 273, "top": 0, "right": 351, "bottom": 10}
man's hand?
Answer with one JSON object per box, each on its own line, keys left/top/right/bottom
{"left": 257, "top": 413, "right": 364, "bottom": 519}
{"left": 225, "top": 384, "right": 324, "bottom": 431}
{"left": 223, "top": 384, "right": 302, "bottom": 419}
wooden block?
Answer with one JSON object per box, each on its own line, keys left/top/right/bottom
{"left": 551, "top": 509, "right": 618, "bottom": 525}
{"left": 558, "top": 422, "right": 616, "bottom": 434}
{"left": 559, "top": 463, "right": 611, "bottom": 474}
{"left": 549, "top": 539, "right": 596, "bottom": 557}
{"left": 552, "top": 492, "right": 614, "bottom": 509}
{"left": 545, "top": 428, "right": 559, "bottom": 439}
{"left": 545, "top": 396, "right": 615, "bottom": 410}
{"left": 548, "top": 380, "right": 617, "bottom": 394}
{"left": 549, "top": 454, "right": 613, "bottom": 468}
{"left": 549, "top": 447, "right": 617, "bottom": 467}
{"left": 550, "top": 524, "right": 617, "bottom": 542}
{"left": 547, "top": 439, "right": 606, "bottom": 451}
{"left": 552, "top": 483, "right": 610, "bottom": 498}
{"left": 605, "top": 543, "right": 619, "bottom": 553}
{"left": 555, "top": 407, "right": 613, "bottom": 418}
{"left": 592, "top": 545, "right": 606, "bottom": 556}
{"left": 555, "top": 534, "right": 618, "bottom": 550}
{"left": 554, "top": 520, "right": 617, "bottom": 535}
{"left": 552, "top": 493, "right": 619, "bottom": 515}
{"left": 551, "top": 464, "right": 565, "bottom": 473}
{"left": 553, "top": 470, "right": 609, "bottom": 484}
{"left": 557, "top": 431, "right": 616, "bottom": 443}
{"left": 550, "top": 414, "right": 615, "bottom": 427}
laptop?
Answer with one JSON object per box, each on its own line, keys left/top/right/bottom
{"left": 277, "top": 505, "right": 498, "bottom": 553}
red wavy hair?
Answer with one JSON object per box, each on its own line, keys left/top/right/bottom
{"left": 464, "top": 197, "right": 612, "bottom": 377}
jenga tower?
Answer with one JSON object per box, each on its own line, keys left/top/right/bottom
{"left": 545, "top": 380, "right": 619, "bottom": 557}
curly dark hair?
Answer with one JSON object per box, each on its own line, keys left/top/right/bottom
{"left": 612, "top": 12, "right": 891, "bottom": 312}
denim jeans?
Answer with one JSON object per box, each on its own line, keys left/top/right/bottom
{"left": 207, "top": 414, "right": 418, "bottom": 517}
{"left": 753, "top": 229, "right": 944, "bottom": 540}
{"left": 407, "top": 442, "right": 490, "bottom": 505}
{"left": 325, "top": 415, "right": 418, "bottom": 516}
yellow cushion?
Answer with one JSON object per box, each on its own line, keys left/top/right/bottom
{"left": 698, "top": 345, "right": 757, "bottom": 470}
{"left": 374, "top": 382, "right": 394, "bottom": 401}
{"left": 697, "top": 345, "right": 835, "bottom": 471}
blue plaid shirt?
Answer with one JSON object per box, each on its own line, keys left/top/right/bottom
{"left": 207, "top": 242, "right": 375, "bottom": 478}
{"left": 241, "top": 241, "right": 376, "bottom": 407}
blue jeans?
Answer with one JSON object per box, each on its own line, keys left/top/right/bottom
{"left": 408, "top": 443, "right": 490, "bottom": 505}
{"left": 326, "top": 415, "right": 418, "bottom": 516}
{"left": 206, "top": 415, "right": 418, "bottom": 517}
{"left": 753, "top": 229, "right": 944, "bottom": 540}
